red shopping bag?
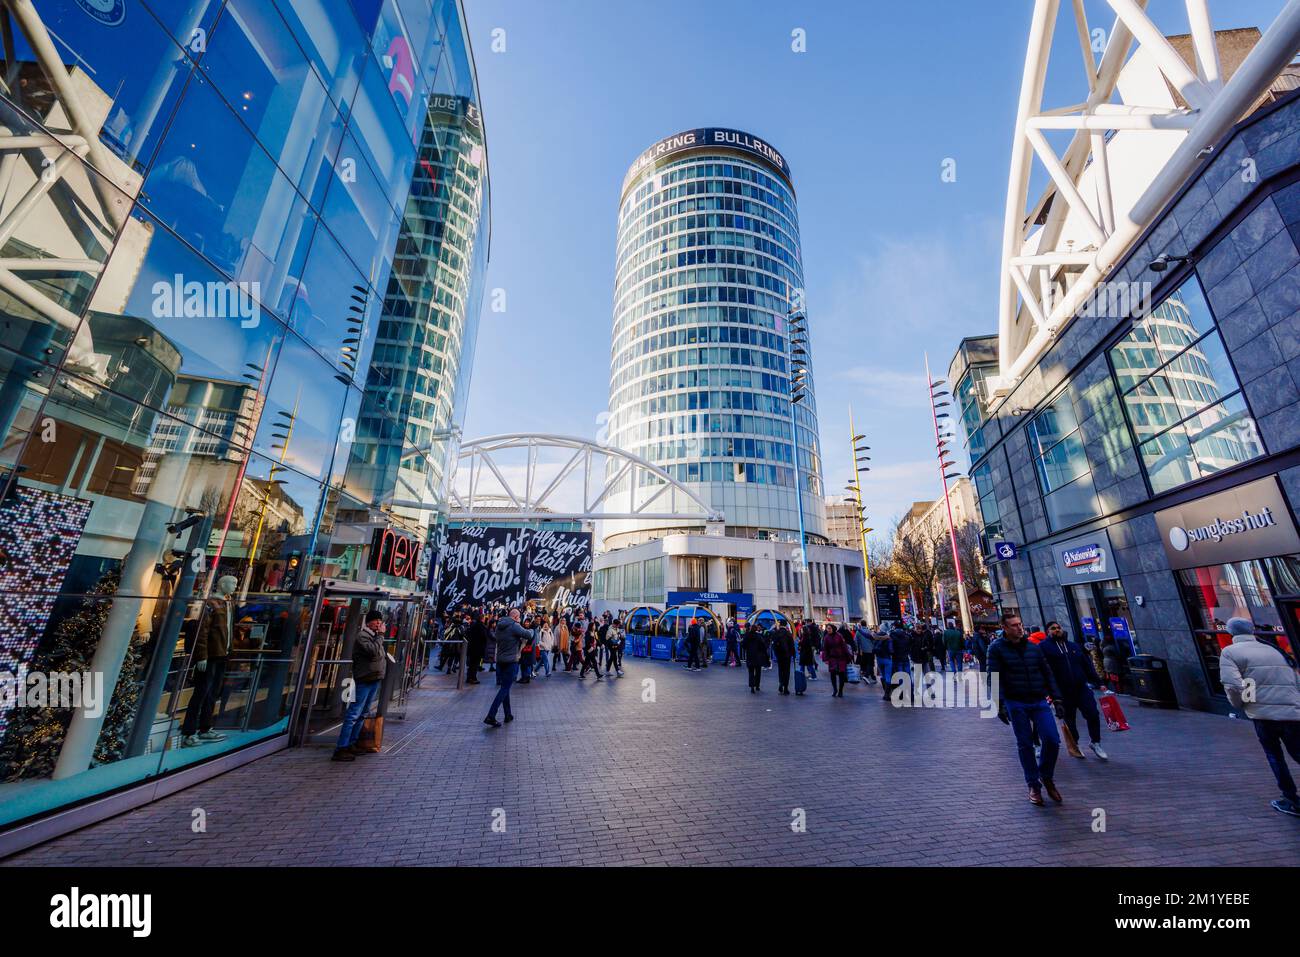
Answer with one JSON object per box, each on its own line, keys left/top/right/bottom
{"left": 1099, "top": 692, "right": 1130, "bottom": 732}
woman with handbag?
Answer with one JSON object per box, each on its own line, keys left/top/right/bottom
{"left": 821, "top": 626, "right": 854, "bottom": 698}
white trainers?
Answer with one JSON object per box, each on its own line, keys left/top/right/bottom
{"left": 181, "top": 734, "right": 201, "bottom": 748}
{"left": 1090, "top": 741, "right": 1108, "bottom": 760}
{"left": 198, "top": 731, "right": 227, "bottom": 742}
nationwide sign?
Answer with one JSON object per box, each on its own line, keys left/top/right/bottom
{"left": 1154, "top": 477, "right": 1300, "bottom": 570}
{"left": 1052, "top": 529, "right": 1115, "bottom": 584}
{"left": 622, "top": 127, "right": 792, "bottom": 194}
{"left": 1062, "top": 543, "right": 1105, "bottom": 570}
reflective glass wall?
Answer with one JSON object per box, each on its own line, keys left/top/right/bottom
{"left": 0, "top": 0, "right": 487, "bottom": 830}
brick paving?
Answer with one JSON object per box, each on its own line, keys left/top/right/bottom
{"left": 6, "top": 659, "right": 1300, "bottom": 866}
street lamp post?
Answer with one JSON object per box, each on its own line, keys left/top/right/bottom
{"left": 787, "top": 302, "right": 814, "bottom": 623}
{"left": 847, "top": 405, "right": 876, "bottom": 626}
{"left": 925, "top": 353, "right": 974, "bottom": 634}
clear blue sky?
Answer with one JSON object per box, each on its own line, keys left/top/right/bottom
{"left": 460, "top": 0, "right": 1285, "bottom": 533}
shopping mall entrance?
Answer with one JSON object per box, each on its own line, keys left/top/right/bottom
{"left": 289, "top": 580, "right": 433, "bottom": 747}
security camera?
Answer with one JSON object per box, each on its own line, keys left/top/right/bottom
{"left": 1148, "top": 253, "right": 1191, "bottom": 273}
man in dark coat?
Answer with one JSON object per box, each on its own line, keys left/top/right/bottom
{"left": 742, "top": 624, "right": 769, "bottom": 693}
{"left": 986, "top": 612, "right": 1064, "bottom": 805}
{"left": 888, "top": 623, "right": 911, "bottom": 699}
{"left": 465, "top": 613, "right": 488, "bottom": 684}
{"left": 1041, "top": 621, "right": 1107, "bottom": 759}
{"left": 770, "top": 622, "right": 795, "bottom": 694}
{"left": 725, "top": 618, "right": 742, "bottom": 666}
{"left": 685, "top": 618, "right": 705, "bottom": 672}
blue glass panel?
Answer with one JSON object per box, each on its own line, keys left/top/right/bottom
{"left": 201, "top": 0, "right": 347, "bottom": 204}
{"left": 13, "top": 0, "right": 194, "bottom": 170}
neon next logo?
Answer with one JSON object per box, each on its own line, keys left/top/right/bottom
{"left": 50, "top": 887, "right": 151, "bottom": 938}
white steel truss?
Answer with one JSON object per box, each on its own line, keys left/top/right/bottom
{"left": 0, "top": 0, "right": 136, "bottom": 379}
{"left": 446, "top": 433, "right": 723, "bottom": 523}
{"left": 994, "top": 0, "right": 1300, "bottom": 393}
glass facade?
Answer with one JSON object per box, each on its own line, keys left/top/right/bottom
{"left": 1027, "top": 389, "right": 1101, "bottom": 531}
{"left": 1109, "top": 274, "right": 1264, "bottom": 494}
{"left": 0, "top": 0, "right": 487, "bottom": 830}
{"left": 604, "top": 131, "right": 825, "bottom": 547}
{"left": 1178, "top": 557, "right": 1300, "bottom": 695}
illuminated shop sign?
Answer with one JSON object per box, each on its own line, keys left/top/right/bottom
{"left": 1155, "top": 477, "right": 1300, "bottom": 570}
{"left": 622, "top": 128, "right": 792, "bottom": 193}
{"left": 368, "top": 527, "right": 423, "bottom": 581}
{"left": 1052, "top": 529, "right": 1114, "bottom": 583}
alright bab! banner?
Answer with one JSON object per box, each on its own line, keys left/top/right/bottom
{"left": 437, "top": 526, "right": 591, "bottom": 614}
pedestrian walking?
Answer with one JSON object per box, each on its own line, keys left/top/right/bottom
{"left": 771, "top": 621, "right": 795, "bottom": 694}
{"left": 579, "top": 620, "right": 604, "bottom": 680}
{"left": 535, "top": 616, "right": 554, "bottom": 677}
{"left": 685, "top": 617, "right": 705, "bottom": 671}
{"left": 743, "top": 623, "right": 769, "bottom": 693}
{"left": 987, "top": 612, "right": 1065, "bottom": 806}
{"left": 1040, "top": 621, "right": 1107, "bottom": 759}
{"left": 465, "top": 612, "right": 488, "bottom": 684}
{"left": 854, "top": 619, "right": 876, "bottom": 685}
{"left": 607, "top": 620, "right": 626, "bottom": 676}
{"left": 822, "top": 625, "right": 853, "bottom": 698}
{"left": 725, "top": 618, "right": 742, "bottom": 666}
{"left": 484, "top": 608, "right": 530, "bottom": 728}
{"left": 944, "top": 620, "right": 964, "bottom": 673}
{"left": 1219, "top": 617, "right": 1300, "bottom": 818}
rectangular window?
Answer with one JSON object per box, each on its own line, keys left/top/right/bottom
{"left": 1028, "top": 390, "right": 1101, "bottom": 532}
{"left": 1109, "top": 274, "right": 1265, "bottom": 493}
{"left": 623, "top": 562, "right": 641, "bottom": 601}
{"left": 726, "top": 558, "right": 744, "bottom": 592}
{"left": 645, "top": 557, "right": 664, "bottom": 598}
{"left": 681, "top": 556, "right": 708, "bottom": 589}
{"left": 972, "top": 460, "right": 1003, "bottom": 556}
{"left": 956, "top": 363, "right": 995, "bottom": 460}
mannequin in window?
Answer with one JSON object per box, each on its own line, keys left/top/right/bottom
{"left": 181, "top": 575, "right": 238, "bottom": 747}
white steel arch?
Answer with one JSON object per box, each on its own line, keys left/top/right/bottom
{"left": 993, "top": 0, "right": 1300, "bottom": 394}
{"left": 448, "top": 433, "right": 724, "bottom": 523}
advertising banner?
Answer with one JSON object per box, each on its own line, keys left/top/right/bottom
{"left": 437, "top": 526, "right": 592, "bottom": 613}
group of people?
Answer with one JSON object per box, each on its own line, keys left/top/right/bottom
{"left": 346, "top": 599, "right": 1300, "bottom": 821}
{"left": 434, "top": 606, "right": 628, "bottom": 728}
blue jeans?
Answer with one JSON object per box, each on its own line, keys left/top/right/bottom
{"left": 535, "top": 650, "right": 551, "bottom": 676}
{"left": 488, "top": 662, "right": 518, "bottom": 720}
{"left": 1253, "top": 719, "right": 1300, "bottom": 800}
{"left": 1006, "top": 699, "right": 1060, "bottom": 788}
{"left": 877, "top": 656, "right": 893, "bottom": 686}
{"left": 337, "top": 679, "right": 382, "bottom": 749}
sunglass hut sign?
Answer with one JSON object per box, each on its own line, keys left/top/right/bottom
{"left": 1156, "top": 477, "right": 1300, "bottom": 571}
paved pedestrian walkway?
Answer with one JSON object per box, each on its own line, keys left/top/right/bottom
{"left": 7, "top": 660, "right": 1300, "bottom": 866}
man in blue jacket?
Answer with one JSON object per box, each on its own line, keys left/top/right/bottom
{"left": 986, "top": 611, "right": 1065, "bottom": 806}
{"left": 1040, "top": 621, "right": 1108, "bottom": 760}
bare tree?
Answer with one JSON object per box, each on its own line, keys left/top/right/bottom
{"left": 934, "top": 521, "right": 987, "bottom": 592}
{"left": 890, "top": 518, "right": 945, "bottom": 615}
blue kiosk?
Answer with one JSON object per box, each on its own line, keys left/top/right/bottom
{"left": 623, "top": 605, "right": 660, "bottom": 658}
{"left": 657, "top": 605, "right": 724, "bottom": 662}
